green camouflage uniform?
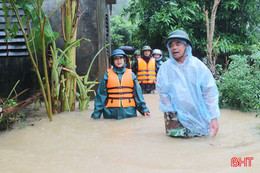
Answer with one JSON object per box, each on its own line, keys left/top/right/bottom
{"left": 164, "top": 112, "right": 202, "bottom": 138}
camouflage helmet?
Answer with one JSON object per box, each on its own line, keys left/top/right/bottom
{"left": 165, "top": 30, "right": 192, "bottom": 47}
{"left": 110, "top": 49, "right": 129, "bottom": 65}
{"left": 142, "top": 45, "right": 152, "bottom": 52}
{"left": 134, "top": 50, "right": 141, "bottom": 56}
{"left": 141, "top": 45, "right": 153, "bottom": 55}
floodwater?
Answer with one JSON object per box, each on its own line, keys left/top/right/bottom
{"left": 0, "top": 94, "right": 259, "bottom": 173}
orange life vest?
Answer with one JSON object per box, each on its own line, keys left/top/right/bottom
{"left": 128, "top": 60, "right": 133, "bottom": 69}
{"left": 106, "top": 68, "right": 136, "bottom": 108}
{"left": 137, "top": 57, "right": 156, "bottom": 84}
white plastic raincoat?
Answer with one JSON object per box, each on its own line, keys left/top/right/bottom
{"left": 156, "top": 42, "right": 220, "bottom": 136}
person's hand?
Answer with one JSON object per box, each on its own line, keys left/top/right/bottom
{"left": 210, "top": 118, "right": 219, "bottom": 137}
{"left": 91, "top": 118, "right": 96, "bottom": 120}
{"left": 144, "top": 112, "right": 151, "bottom": 117}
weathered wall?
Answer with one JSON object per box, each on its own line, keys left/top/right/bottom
{"left": 0, "top": 2, "right": 36, "bottom": 98}
{"left": 0, "top": 57, "right": 37, "bottom": 98}
{"left": 0, "top": 0, "right": 110, "bottom": 98}
{"left": 42, "top": 0, "right": 109, "bottom": 80}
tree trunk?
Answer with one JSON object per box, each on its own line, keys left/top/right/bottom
{"left": 61, "top": 0, "right": 81, "bottom": 111}
{"left": 203, "top": 0, "right": 221, "bottom": 75}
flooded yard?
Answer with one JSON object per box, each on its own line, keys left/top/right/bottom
{"left": 0, "top": 94, "right": 259, "bottom": 173}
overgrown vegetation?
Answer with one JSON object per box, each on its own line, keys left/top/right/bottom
{"left": 110, "top": 15, "right": 136, "bottom": 50}
{"left": 0, "top": 81, "right": 25, "bottom": 130}
{"left": 0, "top": 99, "right": 25, "bottom": 130}
{"left": 216, "top": 47, "right": 260, "bottom": 114}
{"left": 122, "top": 0, "right": 260, "bottom": 59}
{"left": 2, "top": 0, "right": 102, "bottom": 123}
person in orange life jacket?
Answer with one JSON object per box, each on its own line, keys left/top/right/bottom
{"left": 130, "top": 50, "right": 141, "bottom": 69}
{"left": 132, "top": 45, "right": 158, "bottom": 94}
{"left": 91, "top": 49, "right": 151, "bottom": 120}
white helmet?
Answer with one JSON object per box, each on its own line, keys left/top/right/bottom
{"left": 152, "top": 49, "right": 162, "bottom": 56}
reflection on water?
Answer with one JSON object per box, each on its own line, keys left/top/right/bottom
{"left": 0, "top": 94, "right": 259, "bottom": 173}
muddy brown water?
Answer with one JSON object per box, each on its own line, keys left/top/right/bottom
{"left": 0, "top": 94, "right": 259, "bottom": 173}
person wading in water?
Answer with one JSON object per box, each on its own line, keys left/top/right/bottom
{"left": 156, "top": 30, "right": 220, "bottom": 138}
{"left": 91, "top": 49, "right": 150, "bottom": 120}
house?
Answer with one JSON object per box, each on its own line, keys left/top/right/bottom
{"left": 0, "top": 0, "right": 116, "bottom": 98}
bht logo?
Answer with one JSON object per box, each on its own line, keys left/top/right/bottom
{"left": 231, "top": 157, "right": 254, "bottom": 167}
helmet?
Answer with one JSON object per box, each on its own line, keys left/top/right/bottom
{"left": 134, "top": 50, "right": 141, "bottom": 56}
{"left": 152, "top": 49, "right": 162, "bottom": 56}
{"left": 111, "top": 49, "right": 127, "bottom": 57}
{"left": 141, "top": 45, "right": 153, "bottom": 56}
{"left": 110, "top": 49, "right": 129, "bottom": 65}
{"left": 165, "top": 30, "right": 192, "bottom": 47}
{"left": 142, "top": 45, "right": 152, "bottom": 52}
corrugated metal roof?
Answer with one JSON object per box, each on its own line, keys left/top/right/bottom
{"left": 0, "top": 2, "right": 28, "bottom": 57}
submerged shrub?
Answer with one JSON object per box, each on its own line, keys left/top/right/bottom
{"left": 216, "top": 51, "right": 260, "bottom": 112}
{"left": 0, "top": 98, "right": 26, "bottom": 131}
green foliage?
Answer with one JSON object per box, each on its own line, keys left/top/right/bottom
{"left": 26, "top": 5, "right": 59, "bottom": 52}
{"left": 123, "top": 0, "right": 260, "bottom": 57}
{"left": 0, "top": 81, "right": 25, "bottom": 131}
{"left": 122, "top": 0, "right": 204, "bottom": 50}
{"left": 216, "top": 50, "right": 260, "bottom": 113}
{"left": 75, "top": 44, "right": 109, "bottom": 111}
{"left": 20, "top": 1, "right": 58, "bottom": 52}
{"left": 2, "top": 2, "right": 20, "bottom": 41}
{"left": 110, "top": 16, "right": 137, "bottom": 50}
{"left": 0, "top": 110, "right": 25, "bottom": 131}
{"left": 51, "top": 38, "right": 96, "bottom": 112}
{"left": 2, "top": 0, "right": 59, "bottom": 52}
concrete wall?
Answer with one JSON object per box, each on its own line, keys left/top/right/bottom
{"left": 0, "top": 57, "right": 37, "bottom": 98}
{"left": 0, "top": 0, "right": 110, "bottom": 98}
{"left": 42, "top": 0, "right": 109, "bottom": 80}
{"left": 0, "top": 2, "right": 36, "bottom": 98}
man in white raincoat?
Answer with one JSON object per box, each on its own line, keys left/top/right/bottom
{"left": 156, "top": 30, "right": 220, "bottom": 138}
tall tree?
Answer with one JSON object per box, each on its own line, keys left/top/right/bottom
{"left": 203, "top": 0, "right": 221, "bottom": 75}
{"left": 123, "top": 0, "right": 260, "bottom": 59}
{"left": 110, "top": 16, "right": 136, "bottom": 50}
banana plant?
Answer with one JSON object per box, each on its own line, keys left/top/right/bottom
{"left": 76, "top": 44, "right": 110, "bottom": 111}
{"left": 57, "top": 44, "right": 109, "bottom": 111}
{"left": 50, "top": 37, "right": 90, "bottom": 113}
{"left": 61, "top": 0, "right": 83, "bottom": 111}
{"left": 4, "top": 0, "right": 108, "bottom": 117}
{"left": 4, "top": 0, "right": 55, "bottom": 121}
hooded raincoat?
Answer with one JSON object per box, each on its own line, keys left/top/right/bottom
{"left": 156, "top": 41, "right": 220, "bottom": 136}
{"left": 155, "top": 56, "right": 164, "bottom": 70}
{"left": 91, "top": 65, "right": 149, "bottom": 120}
